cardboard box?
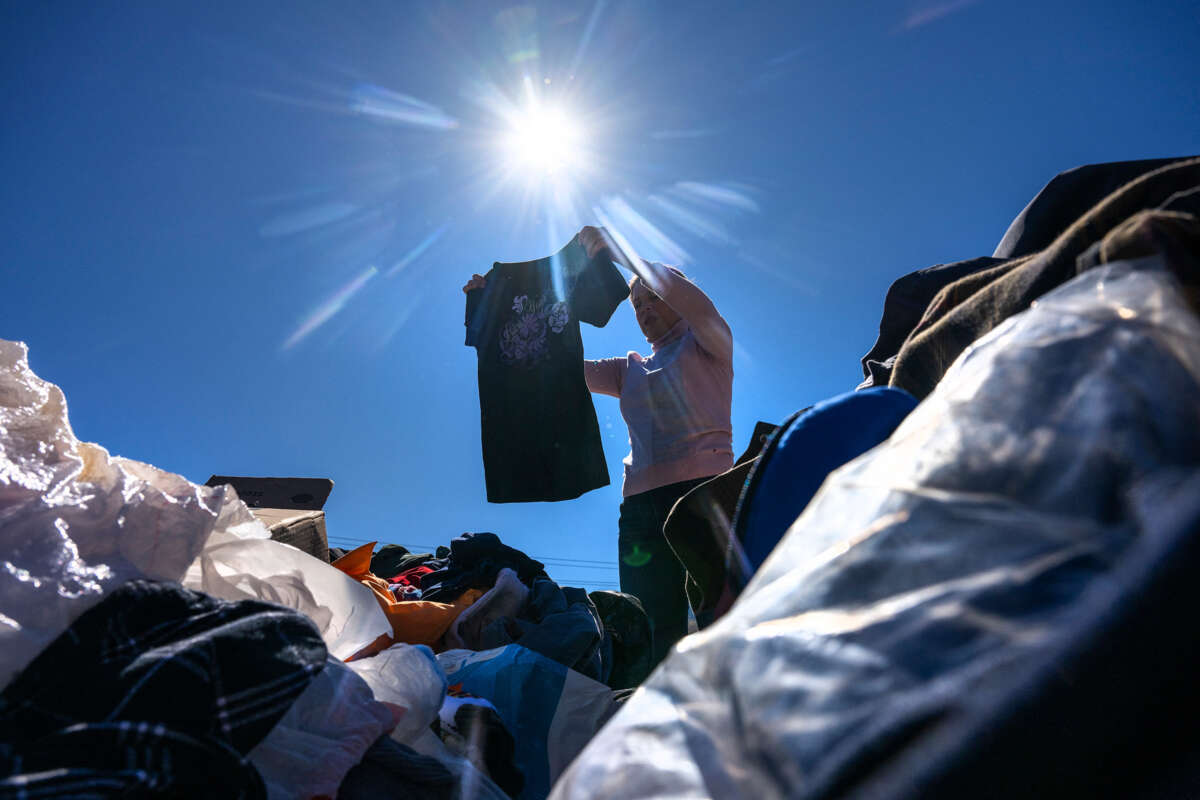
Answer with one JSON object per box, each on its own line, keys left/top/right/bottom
{"left": 204, "top": 476, "right": 334, "bottom": 562}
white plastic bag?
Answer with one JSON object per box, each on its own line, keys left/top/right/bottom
{"left": 0, "top": 340, "right": 234, "bottom": 689}
{"left": 248, "top": 655, "right": 396, "bottom": 800}
{"left": 346, "top": 642, "right": 447, "bottom": 745}
{"left": 182, "top": 530, "right": 389, "bottom": 660}
{"left": 551, "top": 258, "right": 1200, "bottom": 799}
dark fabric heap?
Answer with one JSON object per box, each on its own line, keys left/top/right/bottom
{"left": 588, "top": 591, "right": 653, "bottom": 690}
{"left": 477, "top": 579, "right": 610, "bottom": 683}
{"left": 856, "top": 256, "right": 1005, "bottom": 390}
{"left": 659, "top": 420, "right": 780, "bottom": 628}
{"left": 411, "top": 532, "right": 631, "bottom": 685}
{"left": 992, "top": 155, "right": 1194, "bottom": 259}
{"left": 886, "top": 157, "right": 1200, "bottom": 399}
{"left": 370, "top": 543, "right": 436, "bottom": 581}
{"left": 420, "top": 532, "right": 548, "bottom": 602}
{"left": 0, "top": 580, "right": 327, "bottom": 798}
{"left": 338, "top": 735, "right": 457, "bottom": 800}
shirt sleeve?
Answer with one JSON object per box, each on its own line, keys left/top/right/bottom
{"left": 570, "top": 248, "right": 631, "bottom": 328}
{"left": 651, "top": 265, "right": 734, "bottom": 362}
{"left": 464, "top": 287, "right": 483, "bottom": 347}
{"left": 584, "top": 357, "right": 625, "bottom": 397}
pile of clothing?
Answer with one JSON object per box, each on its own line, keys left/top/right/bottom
{"left": 3, "top": 155, "right": 1197, "bottom": 800}
{"left": 553, "top": 156, "right": 1200, "bottom": 798}
{"left": 0, "top": 338, "right": 646, "bottom": 800}
{"left": 327, "top": 533, "right": 648, "bottom": 690}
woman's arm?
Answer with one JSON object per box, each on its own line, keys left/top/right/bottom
{"left": 653, "top": 266, "right": 733, "bottom": 362}
{"left": 580, "top": 225, "right": 733, "bottom": 362}
{"left": 584, "top": 357, "right": 625, "bottom": 397}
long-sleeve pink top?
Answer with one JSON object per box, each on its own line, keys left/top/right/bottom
{"left": 584, "top": 264, "right": 734, "bottom": 497}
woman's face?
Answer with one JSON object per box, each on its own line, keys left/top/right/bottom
{"left": 630, "top": 280, "right": 681, "bottom": 341}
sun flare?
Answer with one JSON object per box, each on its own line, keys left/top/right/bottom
{"left": 501, "top": 105, "right": 585, "bottom": 177}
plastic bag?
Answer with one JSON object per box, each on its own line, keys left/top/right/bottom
{"left": 347, "top": 642, "right": 447, "bottom": 745}
{"left": 248, "top": 655, "right": 395, "bottom": 800}
{"left": 0, "top": 340, "right": 236, "bottom": 690}
{"left": 439, "top": 645, "right": 615, "bottom": 800}
{"left": 346, "top": 643, "right": 515, "bottom": 800}
{"left": 183, "top": 529, "right": 390, "bottom": 660}
{"left": 550, "top": 258, "right": 1200, "bottom": 799}
{"left": 406, "top": 727, "right": 512, "bottom": 800}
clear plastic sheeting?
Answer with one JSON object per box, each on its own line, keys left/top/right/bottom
{"left": 183, "top": 527, "right": 390, "bottom": 660}
{"left": 0, "top": 339, "right": 232, "bottom": 690}
{"left": 347, "top": 643, "right": 448, "bottom": 745}
{"left": 248, "top": 656, "right": 396, "bottom": 800}
{"left": 550, "top": 258, "right": 1200, "bottom": 799}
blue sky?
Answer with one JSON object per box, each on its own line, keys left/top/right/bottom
{"left": 3, "top": 0, "right": 1197, "bottom": 591}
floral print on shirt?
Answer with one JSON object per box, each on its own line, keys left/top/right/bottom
{"left": 500, "top": 293, "right": 570, "bottom": 367}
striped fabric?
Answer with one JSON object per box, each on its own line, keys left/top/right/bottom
{"left": 0, "top": 580, "right": 327, "bottom": 797}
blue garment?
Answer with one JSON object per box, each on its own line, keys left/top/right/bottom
{"left": 477, "top": 578, "right": 610, "bottom": 684}
{"left": 437, "top": 645, "right": 579, "bottom": 800}
{"left": 735, "top": 387, "right": 918, "bottom": 573}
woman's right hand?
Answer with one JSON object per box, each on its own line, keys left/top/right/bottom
{"left": 462, "top": 274, "right": 487, "bottom": 293}
{"left": 579, "top": 226, "right": 613, "bottom": 259}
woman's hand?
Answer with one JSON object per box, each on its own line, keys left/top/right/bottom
{"left": 579, "top": 226, "right": 613, "bottom": 259}
{"left": 462, "top": 273, "right": 487, "bottom": 293}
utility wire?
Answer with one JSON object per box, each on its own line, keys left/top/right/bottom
{"left": 325, "top": 536, "right": 620, "bottom": 569}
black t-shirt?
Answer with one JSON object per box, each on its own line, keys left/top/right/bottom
{"left": 465, "top": 235, "right": 629, "bottom": 503}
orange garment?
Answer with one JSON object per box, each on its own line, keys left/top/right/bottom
{"left": 332, "top": 542, "right": 482, "bottom": 649}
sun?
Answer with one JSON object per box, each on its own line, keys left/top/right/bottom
{"left": 501, "top": 104, "right": 585, "bottom": 177}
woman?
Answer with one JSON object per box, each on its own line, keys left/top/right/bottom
{"left": 463, "top": 226, "right": 734, "bottom": 667}
{"left": 578, "top": 226, "right": 733, "bottom": 667}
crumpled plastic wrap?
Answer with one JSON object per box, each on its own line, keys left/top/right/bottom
{"left": 347, "top": 642, "right": 448, "bottom": 745}
{"left": 0, "top": 337, "right": 390, "bottom": 686}
{"left": 183, "top": 527, "right": 390, "bottom": 660}
{"left": 550, "top": 257, "right": 1200, "bottom": 799}
{"left": 248, "top": 655, "right": 396, "bottom": 800}
{"left": 0, "top": 340, "right": 239, "bottom": 690}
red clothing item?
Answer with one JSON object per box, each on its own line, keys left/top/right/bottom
{"left": 332, "top": 543, "right": 481, "bottom": 650}
{"left": 390, "top": 564, "right": 434, "bottom": 589}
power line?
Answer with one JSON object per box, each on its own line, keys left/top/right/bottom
{"left": 325, "top": 537, "right": 620, "bottom": 569}
{"left": 325, "top": 538, "right": 623, "bottom": 588}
